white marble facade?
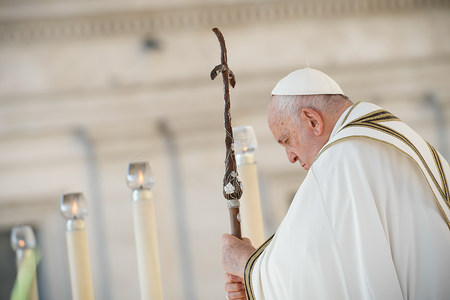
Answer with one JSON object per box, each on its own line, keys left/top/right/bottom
{"left": 0, "top": 0, "right": 449, "bottom": 299}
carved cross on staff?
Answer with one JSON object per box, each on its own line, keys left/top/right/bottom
{"left": 210, "top": 27, "right": 243, "bottom": 239}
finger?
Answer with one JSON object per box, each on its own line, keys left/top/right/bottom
{"left": 222, "top": 233, "right": 233, "bottom": 244}
{"left": 227, "top": 296, "right": 246, "bottom": 300}
{"left": 227, "top": 289, "right": 246, "bottom": 299}
{"left": 223, "top": 233, "right": 243, "bottom": 244}
{"left": 242, "top": 237, "right": 254, "bottom": 248}
{"left": 229, "top": 274, "right": 244, "bottom": 283}
{"left": 242, "top": 237, "right": 251, "bottom": 243}
{"left": 225, "top": 282, "right": 245, "bottom": 292}
{"left": 224, "top": 273, "right": 242, "bottom": 282}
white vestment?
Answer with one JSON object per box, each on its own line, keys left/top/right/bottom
{"left": 244, "top": 102, "right": 450, "bottom": 300}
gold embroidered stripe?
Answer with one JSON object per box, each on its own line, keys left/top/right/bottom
{"left": 343, "top": 114, "right": 449, "bottom": 210}
{"left": 341, "top": 101, "right": 360, "bottom": 125}
{"left": 428, "top": 143, "right": 449, "bottom": 201}
{"left": 347, "top": 109, "right": 399, "bottom": 125}
{"left": 244, "top": 234, "right": 274, "bottom": 300}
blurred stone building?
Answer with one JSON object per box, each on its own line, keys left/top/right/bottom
{"left": 0, "top": 0, "right": 449, "bottom": 299}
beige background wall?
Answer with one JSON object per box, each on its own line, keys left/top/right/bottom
{"left": 1, "top": 0, "right": 449, "bottom": 299}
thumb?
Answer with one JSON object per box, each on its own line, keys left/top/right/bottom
{"left": 242, "top": 237, "right": 253, "bottom": 245}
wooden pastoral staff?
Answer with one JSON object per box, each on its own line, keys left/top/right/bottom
{"left": 210, "top": 27, "right": 243, "bottom": 239}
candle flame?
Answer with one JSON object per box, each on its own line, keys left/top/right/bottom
{"left": 72, "top": 200, "right": 78, "bottom": 216}
{"left": 18, "top": 239, "right": 25, "bottom": 248}
{"left": 138, "top": 170, "right": 144, "bottom": 187}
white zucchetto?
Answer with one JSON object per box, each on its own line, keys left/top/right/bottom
{"left": 272, "top": 67, "right": 344, "bottom": 96}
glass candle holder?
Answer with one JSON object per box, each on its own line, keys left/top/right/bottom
{"left": 126, "top": 162, "right": 155, "bottom": 190}
{"left": 233, "top": 125, "right": 258, "bottom": 165}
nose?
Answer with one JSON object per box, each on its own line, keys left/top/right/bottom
{"left": 286, "top": 147, "right": 298, "bottom": 164}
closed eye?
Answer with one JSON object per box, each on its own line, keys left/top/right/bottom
{"left": 278, "top": 137, "right": 289, "bottom": 146}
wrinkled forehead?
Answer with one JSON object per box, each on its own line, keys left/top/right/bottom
{"left": 267, "top": 99, "right": 279, "bottom": 127}
{"left": 267, "top": 96, "right": 288, "bottom": 126}
{"left": 268, "top": 103, "right": 291, "bottom": 137}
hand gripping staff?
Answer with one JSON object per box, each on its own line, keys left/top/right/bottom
{"left": 210, "top": 27, "right": 243, "bottom": 239}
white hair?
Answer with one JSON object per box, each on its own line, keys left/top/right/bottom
{"left": 271, "top": 94, "right": 352, "bottom": 123}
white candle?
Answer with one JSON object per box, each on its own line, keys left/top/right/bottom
{"left": 61, "top": 193, "right": 95, "bottom": 300}
{"left": 127, "top": 162, "right": 163, "bottom": 300}
{"left": 11, "top": 225, "right": 39, "bottom": 300}
{"left": 233, "top": 126, "right": 265, "bottom": 247}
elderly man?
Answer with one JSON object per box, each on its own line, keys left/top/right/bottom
{"left": 222, "top": 67, "right": 450, "bottom": 300}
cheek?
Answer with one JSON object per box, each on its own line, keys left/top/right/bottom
{"left": 306, "top": 143, "right": 322, "bottom": 163}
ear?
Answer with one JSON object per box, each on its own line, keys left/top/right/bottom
{"left": 300, "top": 108, "right": 324, "bottom": 136}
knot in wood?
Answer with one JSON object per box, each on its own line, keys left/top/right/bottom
{"left": 210, "top": 64, "right": 236, "bottom": 88}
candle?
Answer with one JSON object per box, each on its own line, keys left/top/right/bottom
{"left": 10, "top": 225, "right": 39, "bottom": 300}
{"left": 61, "top": 193, "right": 95, "bottom": 300}
{"left": 126, "top": 162, "right": 163, "bottom": 300}
{"left": 233, "top": 126, "right": 265, "bottom": 246}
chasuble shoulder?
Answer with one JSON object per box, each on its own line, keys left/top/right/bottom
{"left": 244, "top": 102, "right": 450, "bottom": 300}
